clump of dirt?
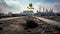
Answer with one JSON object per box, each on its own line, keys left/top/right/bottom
{"left": 24, "top": 20, "right": 39, "bottom": 29}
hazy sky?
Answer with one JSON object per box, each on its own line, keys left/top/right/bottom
{"left": 0, "top": 0, "right": 60, "bottom": 14}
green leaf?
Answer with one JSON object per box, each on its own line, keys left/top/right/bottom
{"left": 31, "top": 8, "right": 34, "bottom": 9}
{"left": 29, "top": 3, "right": 32, "bottom": 8}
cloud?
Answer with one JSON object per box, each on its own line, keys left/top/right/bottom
{"left": 0, "top": 4, "right": 10, "bottom": 14}
{"left": 1, "top": 0, "right": 21, "bottom": 9}
{"left": 0, "top": 0, "right": 1, "bottom": 3}
{"left": 53, "top": 3, "right": 60, "bottom": 13}
{"left": 0, "top": 3, "right": 21, "bottom": 14}
{"left": 5, "top": 0, "right": 20, "bottom": 6}
{"left": 0, "top": 0, "right": 21, "bottom": 14}
{"left": 38, "top": 0, "right": 60, "bottom": 3}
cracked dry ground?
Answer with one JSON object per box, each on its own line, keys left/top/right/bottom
{"left": 0, "top": 16, "right": 60, "bottom": 34}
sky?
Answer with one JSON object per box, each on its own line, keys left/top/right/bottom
{"left": 0, "top": 0, "right": 60, "bottom": 14}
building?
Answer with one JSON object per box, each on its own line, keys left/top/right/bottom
{"left": 22, "top": 10, "right": 34, "bottom": 16}
{"left": 0, "top": 13, "right": 7, "bottom": 18}
{"left": 8, "top": 12, "right": 12, "bottom": 17}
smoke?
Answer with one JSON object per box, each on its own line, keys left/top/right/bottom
{"left": 34, "top": 2, "right": 60, "bottom": 13}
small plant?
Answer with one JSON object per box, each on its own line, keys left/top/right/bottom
{"left": 27, "top": 3, "right": 34, "bottom": 15}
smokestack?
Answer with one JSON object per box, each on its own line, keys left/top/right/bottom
{"left": 50, "top": 8, "right": 53, "bottom": 12}
{"left": 46, "top": 8, "right": 48, "bottom": 12}
{"left": 39, "top": 7, "right": 41, "bottom": 12}
{"left": 43, "top": 7, "right": 44, "bottom": 13}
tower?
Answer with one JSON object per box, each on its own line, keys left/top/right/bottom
{"left": 43, "top": 7, "right": 44, "bottom": 13}
{"left": 39, "top": 7, "right": 41, "bottom": 12}
{"left": 8, "top": 12, "right": 12, "bottom": 16}
{"left": 48, "top": 8, "right": 54, "bottom": 16}
{"left": 46, "top": 8, "right": 48, "bottom": 13}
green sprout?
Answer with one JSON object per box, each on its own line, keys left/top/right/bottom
{"left": 27, "top": 3, "right": 34, "bottom": 15}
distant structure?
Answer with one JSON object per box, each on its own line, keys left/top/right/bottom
{"left": 35, "top": 7, "right": 55, "bottom": 16}
{"left": 48, "top": 8, "right": 54, "bottom": 16}
{"left": 0, "top": 13, "right": 5, "bottom": 17}
{"left": 0, "top": 13, "right": 7, "bottom": 18}
{"left": 39, "top": 7, "right": 41, "bottom": 12}
{"left": 43, "top": 7, "right": 45, "bottom": 13}
{"left": 8, "top": 12, "right": 12, "bottom": 17}
{"left": 21, "top": 10, "right": 34, "bottom": 16}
